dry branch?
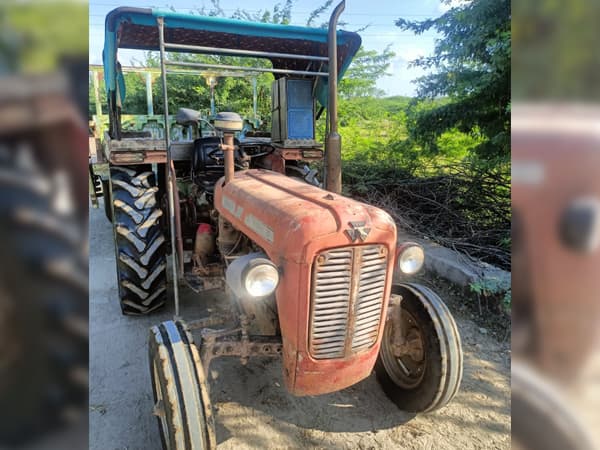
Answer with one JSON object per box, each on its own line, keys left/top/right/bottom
{"left": 345, "top": 161, "right": 511, "bottom": 270}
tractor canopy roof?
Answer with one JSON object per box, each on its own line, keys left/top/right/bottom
{"left": 103, "top": 7, "right": 362, "bottom": 109}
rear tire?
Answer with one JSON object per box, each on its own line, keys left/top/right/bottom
{"left": 109, "top": 165, "right": 166, "bottom": 315}
{"left": 149, "top": 320, "right": 216, "bottom": 450}
{"left": 0, "top": 145, "right": 87, "bottom": 444}
{"left": 375, "top": 283, "right": 463, "bottom": 413}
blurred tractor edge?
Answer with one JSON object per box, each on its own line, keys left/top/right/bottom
{"left": 0, "top": 71, "right": 88, "bottom": 445}
{"left": 90, "top": 4, "right": 463, "bottom": 448}
{"left": 512, "top": 103, "right": 600, "bottom": 450}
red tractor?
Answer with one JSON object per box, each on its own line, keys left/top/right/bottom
{"left": 512, "top": 104, "right": 599, "bottom": 450}
{"left": 97, "top": 4, "right": 463, "bottom": 448}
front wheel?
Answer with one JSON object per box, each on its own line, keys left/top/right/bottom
{"left": 375, "top": 283, "right": 463, "bottom": 413}
{"left": 149, "top": 320, "right": 216, "bottom": 450}
{"left": 512, "top": 361, "right": 594, "bottom": 450}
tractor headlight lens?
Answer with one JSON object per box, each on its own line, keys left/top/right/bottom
{"left": 244, "top": 263, "right": 279, "bottom": 297}
{"left": 559, "top": 196, "right": 600, "bottom": 252}
{"left": 397, "top": 245, "right": 425, "bottom": 275}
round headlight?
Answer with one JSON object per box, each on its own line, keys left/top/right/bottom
{"left": 244, "top": 263, "right": 279, "bottom": 297}
{"left": 397, "top": 245, "right": 425, "bottom": 275}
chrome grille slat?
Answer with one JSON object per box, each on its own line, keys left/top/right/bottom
{"left": 357, "top": 289, "right": 385, "bottom": 299}
{"left": 354, "top": 314, "right": 382, "bottom": 325}
{"left": 314, "top": 319, "right": 349, "bottom": 326}
{"left": 309, "top": 244, "right": 389, "bottom": 359}
{"left": 356, "top": 304, "right": 383, "bottom": 315}
{"left": 314, "top": 299, "right": 349, "bottom": 305}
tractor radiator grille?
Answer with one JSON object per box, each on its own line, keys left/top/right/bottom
{"left": 309, "top": 245, "right": 388, "bottom": 360}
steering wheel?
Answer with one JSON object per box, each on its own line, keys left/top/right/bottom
{"left": 206, "top": 147, "right": 224, "bottom": 163}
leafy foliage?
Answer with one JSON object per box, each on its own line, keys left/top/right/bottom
{"left": 306, "top": 0, "right": 333, "bottom": 27}
{"left": 512, "top": 0, "right": 600, "bottom": 99}
{"left": 470, "top": 277, "right": 511, "bottom": 312}
{"left": 1, "top": 1, "right": 87, "bottom": 72}
{"left": 396, "top": 0, "right": 510, "bottom": 159}
{"left": 339, "top": 46, "right": 395, "bottom": 98}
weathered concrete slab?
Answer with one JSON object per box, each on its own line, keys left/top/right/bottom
{"left": 398, "top": 233, "right": 511, "bottom": 290}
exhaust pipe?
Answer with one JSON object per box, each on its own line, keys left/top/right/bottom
{"left": 325, "top": 0, "right": 346, "bottom": 194}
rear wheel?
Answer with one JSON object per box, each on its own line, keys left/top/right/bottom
{"left": 375, "top": 283, "right": 463, "bottom": 413}
{"left": 109, "top": 165, "right": 167, "bottom": 315}
{"left": 149, "top": 320, "right": 216, "bottom": 450}
{"left": 0, "top": 144, "right": 87, "bottom": 444}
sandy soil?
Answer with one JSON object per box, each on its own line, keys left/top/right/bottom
{"left": 208, "top": 301, "right": 511, "bottom": 450}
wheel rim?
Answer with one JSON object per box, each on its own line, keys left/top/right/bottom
{"left": 381, "top": 303, "right": 427, "bottom": 389}
{"left": 153, "top": 361, "right": 171, "bottom": 449}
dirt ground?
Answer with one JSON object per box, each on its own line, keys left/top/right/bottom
{"left": 89, "top": 199, "right": 511, "bottom": 450}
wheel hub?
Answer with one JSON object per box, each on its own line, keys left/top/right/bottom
{"left": 382, "top": 307, "right": 427, "bottom": 389}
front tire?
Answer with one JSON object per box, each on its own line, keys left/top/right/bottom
{"left": 149, "top": 321, "right": 216, "bottom": 450}
{"left": 512, "top": 361, "right": 594, "bottom": 450}
{"left": 109, "top": 165, "right": 167, "bottom": 315}
{"left": 375, "top": 283, "right": 463, "bottom": 413}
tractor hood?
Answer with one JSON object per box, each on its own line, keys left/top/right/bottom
{"left": 215, "top": 170, "right": 396, "bottom": 265}
{"left": 215, "top": 169, "right": 397, "bottom": 396}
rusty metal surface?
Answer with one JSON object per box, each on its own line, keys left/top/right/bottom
{"left": 387, "top": 296, "right": 404, "bottom": 357}
{"left": 274, "top": 148, "right": 323, "bottom": 161}
{"left": 197, "top": 316, "right": 283, "bottom": 371}
{"left": 221, "top": 134, "right": 235, "bottom": 185}
{"left": 214, "top": 169, "right": 397, "bottom": 395}
{"left": 110, "top": 150, "right": 167, "bottom": 164}
{"left": 237, "top": 294, "right": 279, "bottom": 337}
{"left": 182, "top": 270, "right": 224, "bottom": 294}
{"left": 513, "top": 110, "right": 600, "bottom": 379}
{"left": 324, "top": 0, "right": 345, "bottom": 194}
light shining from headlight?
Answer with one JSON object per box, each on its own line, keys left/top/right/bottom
{"left": 398, "top": 245, "right": 425, "bottom": 275}
{"left": 244, "top": 264, "right": 279, "bottom": 297}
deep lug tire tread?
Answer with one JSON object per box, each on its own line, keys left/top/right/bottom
{"left": 0, "top": 149, "right": 87, "bottom": 443}
{"left": 109, "top": 165, "right": 166, "bottom": 315}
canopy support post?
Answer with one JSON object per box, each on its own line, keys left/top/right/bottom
{"left": 158, "top": 16, "right": 181, "bottom": 319}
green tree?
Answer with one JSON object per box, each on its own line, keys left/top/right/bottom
{"left": 396, "top": 0, "right": 510, "bottom": 159}
{"left": 121, "top": 72, "right": 152, "bottom": 114}
{"left": 512, "top": 0, "right": 600, "bottom": 100}
{"left": 339, "top": 46, "right": 395, "bottom": 98}
{"left": 1, "top": 1, "right": 87, "bottom": 72}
